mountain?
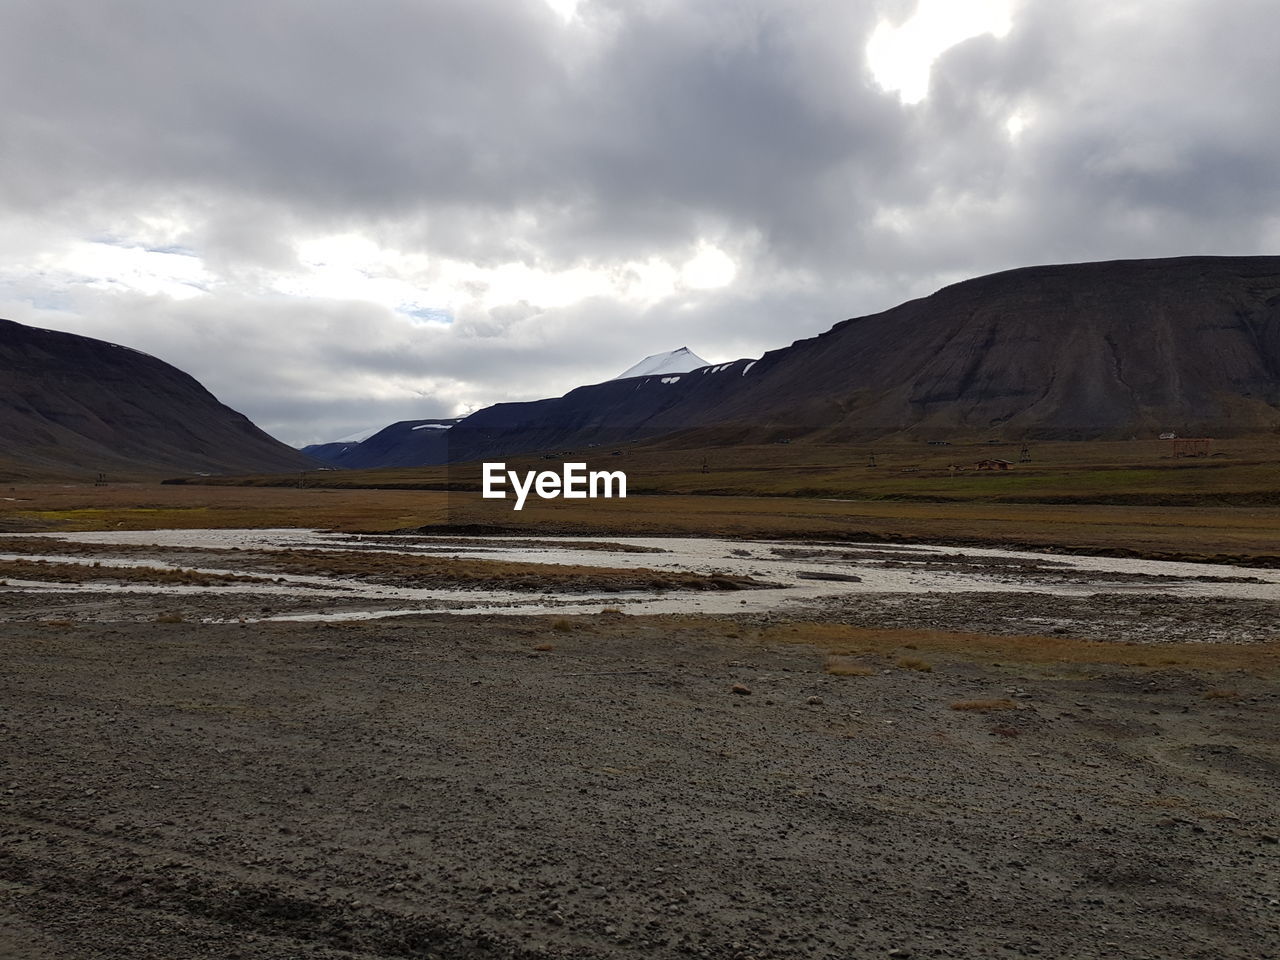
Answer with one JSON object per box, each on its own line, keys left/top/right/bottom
{"left": 303, "top": 419, "right": 460, "bottom": 469}
{"left": 305, "top": 348, "right": 712, "bottom": 469}
{"left": 440, "top": 256, "right": 1280, "bottom": 461}
{"left": 299, "top": 440, "right": 362, "bottom": 463}
{"left": 299, "top": 424, "right": 392, "bottom": 466}
{"left": 612, "top": 346, "right": 709, "bottom": 380}
{"left": 0, "top": 318, "right": 316, "bottom": 478}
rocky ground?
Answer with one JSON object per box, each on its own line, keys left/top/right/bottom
{"left": 805, "top": 592, "right": 1280, "bottom": 644}
{"left": 2, "top": 608, "right": 1278, "bottom": 960}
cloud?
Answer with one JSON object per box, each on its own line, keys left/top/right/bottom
{"left": 1, "top": 0, "right": 1278, "bottom": 445}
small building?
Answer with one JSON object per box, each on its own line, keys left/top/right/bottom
{"left": 975, "top": 458, "right": 1013, "bottom": 471}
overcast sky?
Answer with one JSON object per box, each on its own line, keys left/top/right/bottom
{"left": 2, "top": 0, "right": 1278, "bottom": 446}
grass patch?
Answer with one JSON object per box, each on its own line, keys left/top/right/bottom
{"left": 824, "top": 656, "right": 875, "bottom": 677}
{"left": 0, "top": 559, "right": 269, "bottom": 586}
{"left": 897, "top": 656, "right": 933, "bottom": 672}
{"left": 262, "top": 548, "right": 765, "bottom": 594}
{"left": 762, "top": 622, "right": 1280, "bottom": 674}
{"left": 1202, "top": 687, "right": 1240, "bottom": 700}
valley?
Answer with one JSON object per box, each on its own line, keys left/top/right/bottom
{"left": 4, "top": 255, "right": 1280, "bottom": 959}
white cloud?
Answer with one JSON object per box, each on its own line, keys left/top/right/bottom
{"left": 681, "top": 243, "right": 737, "bottom": 290}
{"left": 866, "top": 0, "right": 1013, "bottom": 103}
{"left": 7, "top": 240, "right": 213, "bottom": 301}
{"left": 544, "top": 0, "right": 582, "bottom": 22}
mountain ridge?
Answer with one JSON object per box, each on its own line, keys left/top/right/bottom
{"left": 432, "top": 255, "right": 1280, "bottom": 464}
{"left": 0, "top": 318, "right": 316, "bottom": 478}
{"left": 302, "top": 419, "right": 460, "bottom": 469}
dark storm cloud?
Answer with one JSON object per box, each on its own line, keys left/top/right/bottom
{"left": 905, "top": 0, "right": 1280, "bottom": 270}
{"left": 0, "top": 0, "right": 906, "bottom": 264}
{"left": 2, "top": 0, "right": 1279, "bottom": 444}
{"left": 0, "top": 1, "right": 557, "bottom": 208}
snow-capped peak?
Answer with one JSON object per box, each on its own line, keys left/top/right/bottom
{"left": 612, "top": 346, "right": 709, "bottom": 380}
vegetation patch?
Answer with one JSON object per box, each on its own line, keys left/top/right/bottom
{"left": 823, "top": 656, "right": 875, "bottom": 677}
{"left": 0, "top": 558, "right": 272, "bottom": 587}
{"left": 381, "top": 535, "right": 668, "bottom": 554}
{"left": 262, "top": 548, "right": 767, "bottom": 593}
{"left": 762, "top": 622, "right": 1280, "bottom": 674}
{"left": 1202, "top": 687, "right": 1240, "bottom": 700}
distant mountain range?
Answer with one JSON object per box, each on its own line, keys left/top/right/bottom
{"left": 8, "top": 255, "right": 1280, "bottom": 479}
{"left": 309, "top": 255, "right": 1280, "bottom": 468}
{"left": 301, "top": 349, "right": 711, "bottom": 468}
{"left": 0, "top": 318, "right": 314, "bottom": 479}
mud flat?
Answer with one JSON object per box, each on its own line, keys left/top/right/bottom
{"left": 1, "top": 529, "right": 1278, "bottom": 626}
{"left": 1, "top": 532, "right": 1278, "bottom": 959}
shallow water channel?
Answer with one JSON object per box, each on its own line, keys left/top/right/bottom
{"left": 1, "top": 528, "right": 1277, "bottom": 622}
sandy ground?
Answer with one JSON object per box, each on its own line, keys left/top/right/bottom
{"left": 1, "top": 533, "right": 1278, "bottom": 958}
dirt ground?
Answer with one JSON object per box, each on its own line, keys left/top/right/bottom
{"left": 2, "top": 609, "right": 1278, "bottom": 960}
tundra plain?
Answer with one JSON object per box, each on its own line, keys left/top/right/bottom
{"left": 1, "top": 447, "right": 1278, "bottom": 959}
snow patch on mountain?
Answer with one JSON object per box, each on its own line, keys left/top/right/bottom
{"left": 334, "top": 425, "right": 384, "bottom": 444}
{"left": 612, "top": 346, "right": 709, "bottom": 380}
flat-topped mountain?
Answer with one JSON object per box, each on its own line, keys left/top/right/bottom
{"left": 0, "top": 318, "right": 315, "bottom": 478}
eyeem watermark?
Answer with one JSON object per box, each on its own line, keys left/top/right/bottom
{"left": 481, "top": 462, "right": 626, "bottom": 511}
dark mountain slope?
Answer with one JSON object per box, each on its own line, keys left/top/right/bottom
{"left": 0, "top": 318, "right": 316, "bottom": 477}
{"left": 299, "top": 441, "right": 361, "bottom": 464}
{"left": 701, "top": 255, "right": 1280, "bottom": 440}
{"left": 304, "top": 419, "right": 459, "bottom": 469}
{"left": 441, "top": 256, "right": 1280, "bottom": 462}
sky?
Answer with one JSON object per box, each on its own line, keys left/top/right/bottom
{"left": 2, "top": 0, "right": 1278, "bottom": 446}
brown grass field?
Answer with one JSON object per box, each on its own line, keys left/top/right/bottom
{"left": 1, "top": 435, "right": 1278, "bottom": 561}
{"left": 759, "top": 621, "right": 1280, "bottom": 673}
{"left": 260, "top": 547, "right": 761, "bottom": 592}
{"left": 180, "top": 435, "right": 1280, "bottom": 504}
{"left": 3, "top": 480, "right": 1279, "bottom": 563}
{"left": 0, "top": 558, "right": 270, "bottom": 587}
